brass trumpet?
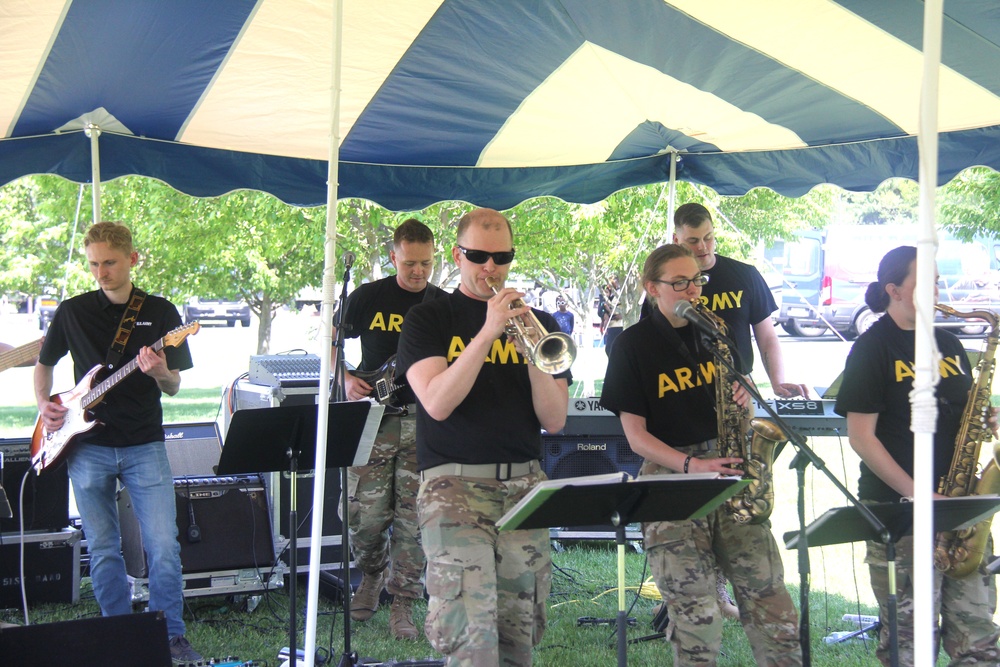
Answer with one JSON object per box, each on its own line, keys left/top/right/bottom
{"left": 485, "top": 277, "right": 576, "bottom": 374}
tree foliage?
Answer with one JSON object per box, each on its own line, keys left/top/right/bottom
{"left": 5, "top": 171, "right": 997, "bottom": 353}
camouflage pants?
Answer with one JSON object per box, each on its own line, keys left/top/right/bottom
{"left": 643, "top": 471, "right": 801, "bottom": 666}
{"left": 418, "top": 470, "right": 551, "bottom": 667}
{"left": 866, "top": 535, "right": 1000, "bottom": 666}
{"left": 341, "top": 413, "right": 424, "bottom": 598}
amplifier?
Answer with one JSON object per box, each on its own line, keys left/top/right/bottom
{"left": 0, "top": 437, "right": 69, "bottom": 533}
{"left": 164, "top": 422, "right": 222, "bottom": 477}
{"left": 0, "top": 528, "right": 82, "bottom": 608}
{"left": 542, "top": 434, "right": 641, "bottom": 480}
{"left": 119, "top": 475, "right": 274, "bottom": 576}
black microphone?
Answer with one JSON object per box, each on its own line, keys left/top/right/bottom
{"left": 673, "top": 300, "right": 725, "bottom": 342}
{"left": 342, "top": 251, "right": 356, "bottom": 270}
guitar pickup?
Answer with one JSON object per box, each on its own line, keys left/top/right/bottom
{"left": 373, "top": 378, "right": 391, "bottom": 402}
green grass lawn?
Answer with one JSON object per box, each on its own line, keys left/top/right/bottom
{"left": 3, "top": 544, "right": 888, "bottom": 666}
{"left": 0, "top": 383, "right": 984, "bottom": 665}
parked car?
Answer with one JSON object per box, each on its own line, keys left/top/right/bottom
{"left": 777, "top": 226, "right": 1000, "bottom": 338}
{"left": 37, "top": 294, "right": 60, "bottom": 331}
{"left": 183, "top": 298, "right": 251, "bottom": 327}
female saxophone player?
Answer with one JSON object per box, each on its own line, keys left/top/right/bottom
{"left": 600, "top": 243, "right": 801, "bottom": 666}
{"left": 834, "top": 245, "right": 999, "bottom": 665}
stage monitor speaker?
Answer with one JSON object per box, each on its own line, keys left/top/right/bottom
{"left": 0, "top": 437, "right": 69, "bottom": 533}
{"left": 164, "top": 422, "right": 222, "bottom": 477}
{"left": 119, "top": 474, "right": 274, "bottom": 577}
{"left": 542, "top": 434, "right": 641, "bottom": 480}
{"left": 0, "top": 610, "right": 170, "bottom": 667}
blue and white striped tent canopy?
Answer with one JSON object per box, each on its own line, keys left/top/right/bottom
{"left": 3, "top": 0, "right": 1000, "bottom": 210}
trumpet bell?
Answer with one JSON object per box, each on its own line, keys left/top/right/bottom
{"left": 532, "top": 331, "right": 576, "bottom": 374}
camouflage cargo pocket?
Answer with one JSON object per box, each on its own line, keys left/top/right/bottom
{"left": 424, "top": 559, "right": 467, "bottom": 654}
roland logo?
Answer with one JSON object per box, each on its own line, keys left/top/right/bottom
{"left": 576, "top": 442, "right": 607, "bottom": 452}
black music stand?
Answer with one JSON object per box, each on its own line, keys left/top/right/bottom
{"left": 217, "top": 402, "right": 381, "bottom": 667}
{"left": 784, "top": 496, "right": 1000, "bottom": 667}
{"left": 499, "top": 472, "right": 749, "bottom": 667}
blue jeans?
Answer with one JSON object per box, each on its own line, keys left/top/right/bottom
{"left": 68, "top": 441, "right": 185, "bottom": 638}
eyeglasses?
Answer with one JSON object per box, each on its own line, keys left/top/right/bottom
{"left": 653, "top": 274, "right": 710, "bottom": 292}
{"left": 457, "top": 246, "right": 516, "bottom": 265}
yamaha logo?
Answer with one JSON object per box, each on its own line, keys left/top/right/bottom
{"left": 568, "top": 397, "right": 612, "bottom": 415}
{"left": 576, "top": 442, "right": 607, "bottom": 452}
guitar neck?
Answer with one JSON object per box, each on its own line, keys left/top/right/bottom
{"left": 0, "top": 338, "right": 41, "bottom": 373}
{"left": 84, "top": 338, "right": 165, "bottom": 408}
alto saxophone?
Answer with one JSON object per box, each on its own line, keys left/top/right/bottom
{"left": 933, "top": 304, "right": 1000, "bottom": 578}
{"left": 690, "top": 300, "right": 787, "bottom": 524}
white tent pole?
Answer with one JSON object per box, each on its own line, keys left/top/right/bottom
{"left": 914, "top": 3, "right": 944, "bottom": 666}
{"left": 304, "top": 1, "right": 344, "bottom": 665}
{"left": 85, "top": 124, "right": 101, "bottom": 223}
{"left": 667, "top": 151, "right": 678, "bottom": 226}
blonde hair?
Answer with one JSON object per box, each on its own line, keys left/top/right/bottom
{"left": 84, "top": 221, "right": 134, "bottom": 255}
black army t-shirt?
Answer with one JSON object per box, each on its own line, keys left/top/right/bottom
{"left": 341, "top": 276, "right": 445, "bottom": 404}
{"left": 601, "top": 311, "right": 718, "bottom": 447}
{"left": 395, "top": 289, "right": 572, "bottom": 471}
{"left": 835, "top": 315, "right": 971, "bottom": 502}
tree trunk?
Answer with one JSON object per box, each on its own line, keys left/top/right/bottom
{"left": 256, "top": 293, "right": 273, "bottom": 355}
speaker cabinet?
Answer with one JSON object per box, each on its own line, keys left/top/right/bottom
{"left": 0, "top": 437, "right": 69, "bottom": 533}
{"left": 163, "top": 422, "right": 222, "bottom": 477}
{"left": 0, "top": 611, "right": 170, "bottom": 667}
{"left": 119, "top": 475, "right": 274, "bottom": 577}
{"left": 542, "top": 434, "right": 641, "bottom": 480}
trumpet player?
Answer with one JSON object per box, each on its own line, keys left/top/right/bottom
{"left": 835, "top": 245, "right": 1000, "bottom": 666}
{"left": 601, "top": 244, "right": 801, "bottom": 666}
{"left": 397, "top": 207, "right": 571, "bottom": 667}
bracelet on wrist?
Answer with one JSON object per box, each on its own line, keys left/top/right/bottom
{"left": 683, "top": 455, "right": 694, "bottom": 474}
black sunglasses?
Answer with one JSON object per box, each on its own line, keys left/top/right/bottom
{"left": 457, "top": 246, "right": 516, "bottom": 265}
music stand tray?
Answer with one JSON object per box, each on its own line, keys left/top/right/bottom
{"left": 783, "top": 496, "right": 1000, "bottom": 549}
{"left": 498, "top": 472, "right": 748, "bottom": 667}
{"left": 498, "top": 472, "right": 749, "bottom": 531}
{"left": 216, "top": 402, "right": 383, "bottom": 476}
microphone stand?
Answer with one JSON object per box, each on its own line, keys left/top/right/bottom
{"left": 332, "top": 259, "right": 359, "bottom": 667}
{"left": 693, "top": 328, "right": 891, "bottom": 667}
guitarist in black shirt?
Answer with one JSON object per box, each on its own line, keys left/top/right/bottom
{"left": 33, "top": 222, "right": 200, "bottom": 664}
{"left": 332, "top": 218, "right": 445, "bottom": 639}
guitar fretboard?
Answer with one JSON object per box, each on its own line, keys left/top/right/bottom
{"left": 0, "top": 338, "right": 41, "bottom": 372}
{"left": 83, "top": 338, "right": 166, "bottom": 408}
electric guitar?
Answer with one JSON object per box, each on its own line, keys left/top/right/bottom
{"left": 30, "top": 322, "right": 200, "bottom": 473}
{"left": 352, "top": 353, "right": 407, "bottom": 414}
{"left": 0, "top": 338, "right": 42, "bottom": 373}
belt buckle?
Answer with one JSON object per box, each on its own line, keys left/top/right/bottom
{"left": 495, "top": 463, "right": 511, "bottom": 481}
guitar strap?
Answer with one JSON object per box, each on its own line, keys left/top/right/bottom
{"left": 105, "top": 287, "right": 147, "bottom": 370}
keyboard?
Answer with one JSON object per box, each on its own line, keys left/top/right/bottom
{"left": 248, "top": 354, "right": 325, "bottom": 387}
{"left": 754, "top": 398, "right": 846, "bottom": 437}
{"left": 564, "top": 397, "right": 847, "bottom": 438}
